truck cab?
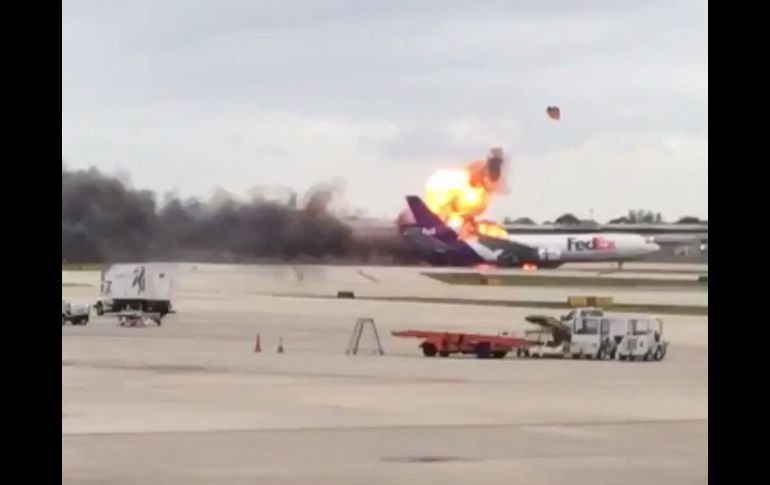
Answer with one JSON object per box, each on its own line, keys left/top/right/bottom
{"left": 568, "top": 316, "right": 628, "bottom": 359}
{"left": 616, "top": 317, "right": 668, "bottom": 361}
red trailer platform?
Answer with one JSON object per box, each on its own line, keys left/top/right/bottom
{"left": 392, "top": 330, "right": 535, "bottom": 359}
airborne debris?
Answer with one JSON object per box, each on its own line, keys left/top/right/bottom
{"left": 546, "top": 106, "right": 561, "bottom": 121}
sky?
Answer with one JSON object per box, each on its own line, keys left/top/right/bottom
{"left": 62, "top": 0, "right": 708, "bottom": 223}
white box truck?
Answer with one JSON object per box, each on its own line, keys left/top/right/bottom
{"left": 94, "top": 263, "right": 175, "bottom": 316}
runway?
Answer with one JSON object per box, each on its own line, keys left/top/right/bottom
{"left": 62, "top": 263, "right": 707, "bottom": 484}
{"left": 61, "top": 263, "right": 709, "bottom": 308}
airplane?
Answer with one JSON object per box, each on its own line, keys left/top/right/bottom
{"left": 402, "top": 195, "right": 661, "bottom": 268}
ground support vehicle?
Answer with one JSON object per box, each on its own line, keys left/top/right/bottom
{"left": 62, "top": 300, "right": 90, "bottom": 326}
{"left": 616, "top": 317, "right": 668, "bottom": 361}
{"left": 95, "top": 263, "right": 175, "bottom": 317}
{"left": 525, "top": 311, "right": 668, "bottom": 362}
{"left": 392, "top": 330, "right": 534, "bottom": 359}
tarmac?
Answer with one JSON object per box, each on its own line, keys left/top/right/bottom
{"left": 62, "top": 264, "right": 708, "bottom": 484}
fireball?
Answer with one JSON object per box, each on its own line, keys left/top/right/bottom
{"left": 424, "top": 149, "right": 510, "bottom": 240}
{"left": 477, "top": 220, "right": 509, "bottom": 239}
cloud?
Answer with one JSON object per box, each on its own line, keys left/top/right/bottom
{"left": 63, "top": 0, "right": 707, "bottom": 220}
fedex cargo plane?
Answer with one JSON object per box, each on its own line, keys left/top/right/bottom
{"left": 403, "top": 196, "right": 660, "bottom": 268}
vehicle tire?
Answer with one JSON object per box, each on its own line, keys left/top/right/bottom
{"left": 95, "top": 302, "right": 104, "bottom": 316}
{"left": 475, "top": 342, "right": 492, "bottom": 359}
{"left": 422, "top": 343, "right": 438, "bottom": 357}
{"left": 653, "top": 347, "right": 663, "bottom": 361}
{"left": 492, "top": 351, "right": 507, "bottom": 359}
{"left": 597, "top": 347, "right": 607, "bottom": 360}
{"left": 438, "top": 351, "right": 450, "bottom": 357}
{"left": 618, "top": 354, "right": 627, "bottom": 361}
{"left": 643, "top": 350, "right": 652, "bottom": 361}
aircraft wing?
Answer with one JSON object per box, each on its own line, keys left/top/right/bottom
{"left": 476, "top": 236, "right": 541, "bottom": 261}
{"left": 476, "top": 235, "right": 534, "bottom": 251}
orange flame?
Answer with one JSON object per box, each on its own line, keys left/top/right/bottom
{"left": 424, "top": 157, "right": 509, "bottom": 240}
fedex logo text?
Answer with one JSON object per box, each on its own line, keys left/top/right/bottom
{"left": 566, "top": 237, "right": 616, "bottom": 252}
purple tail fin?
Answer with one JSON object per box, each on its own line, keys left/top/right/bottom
{"left": 405, "top": 196, "right": 458, "bottom": 244}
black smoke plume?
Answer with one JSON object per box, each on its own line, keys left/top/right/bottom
{"left": 62, "top": 166, "right": 422, "bottom": 264}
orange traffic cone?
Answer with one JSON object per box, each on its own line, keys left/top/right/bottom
{"left": 254, "top": 334, "right": 261, "bottom": 353}
{"left": 277, "top": 337, "right": 284, "bottom": 354}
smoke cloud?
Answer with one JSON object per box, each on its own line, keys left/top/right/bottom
{"left": 62, "top": 166, "right": 415, "bottom": 264}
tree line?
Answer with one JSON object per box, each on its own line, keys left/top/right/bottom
{"left": 503, "top": 210, "right": 705, "bottom": 226}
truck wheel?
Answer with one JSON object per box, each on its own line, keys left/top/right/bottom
{"left": 597, "top": 347, "right": 607, "bottom": 360}
{"left": 492, "top": 351, "right": 507, "bottom": 359}
{"left": 95, "top": 302, "right": 104, "bottom": 316}
{"left": 643, "top": 350, "right": 653, "bottom": 361}
{"left": 422, "top": 343, "right": 438, "bottom": 357}
{"left": 475, "top": 342, "right": 492, "bottom": 359}
{"left": 653, "top": 347, "right": 663, "bottom": 361}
